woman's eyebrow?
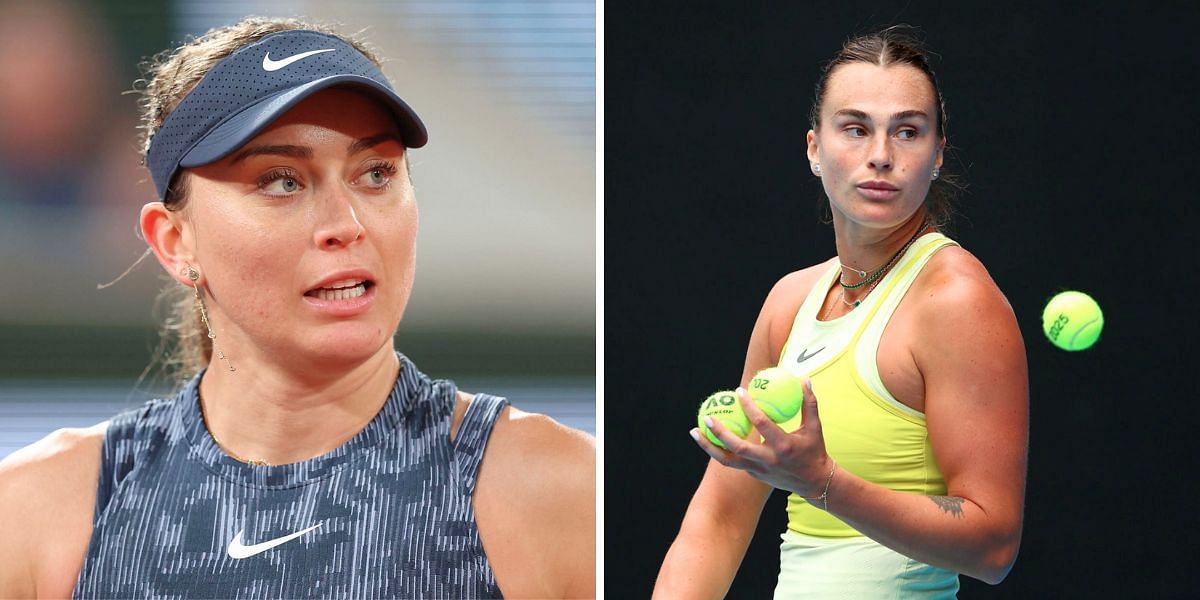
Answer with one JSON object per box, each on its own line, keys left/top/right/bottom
{"left": 229, "top": 144, "right": 312, "bottom": 164}
{"left": 832, "top": 108, "right": 930, "bottom": 122}
{"left": 348, "top": 132, "right": 404, "bottom": 155}
{"left": 228, "top": 132, "right": 403, "bottom": 165}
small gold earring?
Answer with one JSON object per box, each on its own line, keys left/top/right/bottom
{"left": 186, "top": 266, "right": 235, "bottom": 372}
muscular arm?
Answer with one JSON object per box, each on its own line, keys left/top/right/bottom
{"left": 824, "top": 261, "right": 1029, "bottom": 583}
{"left": 654, "top": 265, "right": 829, "bottom": 598}
{"left": 0, "top": 423, "right": 105, "bottom": 598}
{"left": 472, "top": 400, "right": 596, "bottom": 599}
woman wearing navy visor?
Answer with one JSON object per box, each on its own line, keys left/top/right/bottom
{"left": 0, "top": 17, "right": 595, "bottom": 599}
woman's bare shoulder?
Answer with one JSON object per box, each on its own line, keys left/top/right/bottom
{"left": 458, "top": 391, "right": 595, "bottom": 598}
{"left": 451, "top": 391, "right": 594, "bottom": 464}
{"left": 767, "top": 258, "right": 838, "bottom": 305}
{"left": 910, "top": 244, "right": 1024, "bottom": 364}
{"left": 0, "top": 422, "right": 107, "bottom": 597}
{"left": 915, "top": 244, "right": 1013, "bottom": 311}
{"left": 471, "top": 393, "right": 594, "bottom": 492}
{"left": 0, "top": 422, "right": 107, "bottom": 501}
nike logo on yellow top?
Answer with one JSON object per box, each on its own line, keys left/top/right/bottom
{"left": 797, "top": 347, "right": 825, "bottom": 363}
{"left": 227, "top": 523, "right": 323, "bottom": 559}
{"left": 262, "top": 49, "right": 335, "bottom": 71}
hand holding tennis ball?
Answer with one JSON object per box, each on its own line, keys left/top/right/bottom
{"left": 747, "top": 367, "right": 805, "bottom": 423}
{"left": 697, "top": 368, "right": 806, "bottom": 449}
{"left": 697, "top": 391, "right": 750, "bottom": 449}
{"left": 1042, "top": 291, "right": 1103, "bottom": 351}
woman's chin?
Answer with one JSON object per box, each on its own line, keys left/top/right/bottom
{"left": 834, "top": 202, "right": 925, "bottom": 230}
{"left": 292, "top": 327, "right": 393, "bottom": 367}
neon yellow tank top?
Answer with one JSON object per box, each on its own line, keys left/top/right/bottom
{"left": 777, "top": 232, "right": 958, "bottom": 537}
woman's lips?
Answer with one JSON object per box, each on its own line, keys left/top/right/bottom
{"left": 302, "top": 281, "right": 376, "bottom": 316}
{"left": 857, "top": 186, "right": 900, "bottom": 200}
{"left": 857, "top": 182, "right": 899, "bottom": 200}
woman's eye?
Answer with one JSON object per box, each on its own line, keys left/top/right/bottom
{"left": 258, "top": 170, "right": 302, "bottom": 195}
{"left": 357, "top": 162, "right": 398, "bottom": 189}
{"left": 275, "top": 178, "right": 300, "bottom": 192}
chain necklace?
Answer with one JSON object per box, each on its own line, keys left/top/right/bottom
{"left": 198, "top": 389, "right": 271, "bottom": 467}
{"left": 823, "top": 277, "right": 882, "bottom": 320}
{"left": 823, "top": 221, "right": 929, "bottom": 320}
{"left": 839, "top": 221, "right": 930, "bottom": 290}
{"left": 840, "top": 277, "right": 882, "bottom": 308}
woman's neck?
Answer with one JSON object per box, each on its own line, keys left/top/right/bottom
{"left": 196, "top": 344, "right": 401, "bottom": 466}
{"left": 816, "top": 213, "right": 934, "bottom": 321}
{"left": 832, "top": 213, "right": 932, "bottom": 280}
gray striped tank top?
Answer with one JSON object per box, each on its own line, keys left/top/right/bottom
{"left": 73, "top": 353, "right": 508, "bottom": 599}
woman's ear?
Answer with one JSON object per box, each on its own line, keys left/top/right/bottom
{"left": 806, "top": 129, "right": 819, "bottom": 171}
{"left": 141, "top": 202, "right": 196, "bottom": 286}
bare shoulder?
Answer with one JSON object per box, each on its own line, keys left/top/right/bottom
{"left": 765, "top": 258, "right": 838, "bottom": 309}
{"left": 461, "top": 391, "right": 595, "bottom": 487}
{"left": 921, "top": 244, "right": 1002, "bottom": 287}
{"left": 453, "top": 390, "right": 594, "bottom": 463}
{"left": 911, "top": 245, "right": 1026, "bottom": 372}
{"left": 0, "top": 422, "right": 107, "bottom": 597}
{"left": 459, "top": 391, "right": 595, "bottom": 598}
{"left": 914, "top": 245, "right": 1014, "bottom": 316}
{"left": 0, "top": 421, "right": 107, "bottom": 510}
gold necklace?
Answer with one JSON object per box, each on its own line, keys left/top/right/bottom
{"left": 838, "top": 221, "right": 929, "bottom": 289}
{"left": 210, "top": 432, "right": 271, "bottom": 467}
{"left": 823, "top": 249, "right": 889, "bottom": 319}
{"left": 198, "top": 389, "right": 270, "bottom": 467}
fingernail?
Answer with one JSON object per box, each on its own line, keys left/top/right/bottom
{"left": 736, "top": 386, "right": 746, "bottom": 396}
{"left": 689, "top": 429, "right": 700, "bottom": 442}
{"left": 704, "top": 416, "right": 714, "bottom": 428}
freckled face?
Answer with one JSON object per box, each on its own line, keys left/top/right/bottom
{"left": 182, "top": 88, "right": 417, "bottom": 368}
{"left": 808, "top": 62, "right": 944, "bottom": 230}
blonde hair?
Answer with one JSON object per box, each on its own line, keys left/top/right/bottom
{"left": 134, "top": 16, "right": 384, "bottom": 385}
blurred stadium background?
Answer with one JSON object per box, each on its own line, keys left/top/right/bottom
{"left": 0, "top": 0, "right": 596, "bottom": 458}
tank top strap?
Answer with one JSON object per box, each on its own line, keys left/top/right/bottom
{"left": 453, "top": 393, "right": 510, "bottom": 495}
{"left": 848, "top": 232, "right": 959, "bottom": 342}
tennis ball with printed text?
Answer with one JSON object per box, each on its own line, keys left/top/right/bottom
{"left": 1042, "top": 290, "right": 1104, "bottom": 351}
{"left": 697, "top": 391, "right": 750, "bottom": 449}
{"left": 748, "top": 367, "right": 805, "bottom": 423}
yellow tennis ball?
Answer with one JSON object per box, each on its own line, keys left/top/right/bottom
{"left": 1042, "top": 290, "right": 1104, "bottom": 351}
{"left": 748, "top": 367, "right": 805, "bottom": 423}
{"left": 697, "top": 390, "right": 750, "bottom": 449}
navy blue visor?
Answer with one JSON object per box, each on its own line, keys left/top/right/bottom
{"left": 146, "top": 29, "right": 427, "bottom": 200}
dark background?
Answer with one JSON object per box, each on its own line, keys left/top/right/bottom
{"left": 606, "top": 2, "right": 1198, "bottom": 597}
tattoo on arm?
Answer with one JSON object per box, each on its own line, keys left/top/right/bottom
{"left": 929, "top": 496, "right": 965, "bottom": 518}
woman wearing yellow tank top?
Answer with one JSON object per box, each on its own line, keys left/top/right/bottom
{"left": 655, "top": 26, "right": 1028, "bottom": 598}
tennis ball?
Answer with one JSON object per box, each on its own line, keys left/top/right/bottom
{"left": 697, "top": 390, "right": 750, "bottom": 449}
{"left": 748, "top": 367, "right": 806, "bottom": 423}
{"left": 1042, "top": 291, "right": 1104, "bottom": 351}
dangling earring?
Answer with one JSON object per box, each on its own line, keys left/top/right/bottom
{"left": 186, "top": 266, "right": 235, "bottom": 372}
{"left": 813, "top": 163, "right": 822, "bottom": 176}
{"left": 931, "top": 168, "right": 940, "bottom": 181}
